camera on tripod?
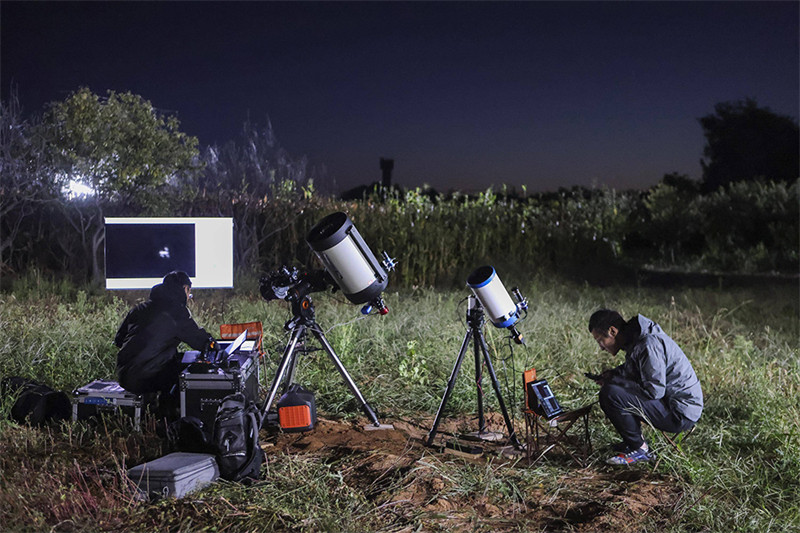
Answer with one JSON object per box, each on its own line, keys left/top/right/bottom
{"left": 259, "top": 267, "right": 330, "bottom": 304}
{"left": 258, "top": 212, "right": 396, "bottom": 430}
{"left": 426, "top": 265, "right": 529, "bottom": 448}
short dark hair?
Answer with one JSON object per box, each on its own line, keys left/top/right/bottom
{"left": 163, "top": 270, "right": 192, "bottom": 288}
{"left": 588, "top": 309, "right": 625, "bottom": 334}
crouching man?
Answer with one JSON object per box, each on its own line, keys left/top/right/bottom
{"left": 588, "top": 309, "right": 703, "bottom": 465}
{"left": 114, "top": 271, "right": 214, "bottom": 416}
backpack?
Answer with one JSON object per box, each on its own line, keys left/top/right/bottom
{"left": 167, "top": 415, "right": 214, "bottom": 454}
{"left": 213, "top": 392, "right": 264, "bottom": 482}
{"left": 2, "top": 376, "right": 71, "bottom": 427}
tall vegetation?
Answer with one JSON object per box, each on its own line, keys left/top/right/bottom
{"left": 2, "top": 89, "right": 798, "bottom": 286}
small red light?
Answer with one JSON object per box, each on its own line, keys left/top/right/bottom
{"left": 379, "top": 306, "right": 389, "bottom": 315}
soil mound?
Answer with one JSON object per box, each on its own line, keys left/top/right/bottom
{"left": 264, "top": 415, "right": 684, "bottom": 531}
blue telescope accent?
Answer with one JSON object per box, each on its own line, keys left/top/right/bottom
{"left": 467, "top": 265, "right": 522, "bottom": 329}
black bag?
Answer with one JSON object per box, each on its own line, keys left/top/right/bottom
{"left": 213, "top": 392, "right": 264, "bottom": 482}
{"left": 2, "top": 376, "right": 71, "bottom": 426}
{"left": 168, "top": 415, "right": 214, "bottom": 454}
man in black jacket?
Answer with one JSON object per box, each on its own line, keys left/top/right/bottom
{"left": 115, "top": 271, "right": 213, "bottom": 397}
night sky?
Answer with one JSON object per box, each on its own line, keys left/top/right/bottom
{"left": 2, "top": 1, "right": 798, "bottom": 193}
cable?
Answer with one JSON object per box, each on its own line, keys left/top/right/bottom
{"left": 456, "top": 294, "right": 470, "bottom": 329}
{"left": 323, "top": 313, "right": 370, "bottom": 335}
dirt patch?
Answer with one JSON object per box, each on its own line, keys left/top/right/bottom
{"left": 263, "top": 414, "right": 684, "bottom": 531}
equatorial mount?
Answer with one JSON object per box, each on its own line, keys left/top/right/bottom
{"left": 260, "top": 292, "right": 389, "bottom": 429}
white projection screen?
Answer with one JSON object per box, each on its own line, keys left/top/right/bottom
{"left": 105, "top": 217, "right": 233, "bottom": 289}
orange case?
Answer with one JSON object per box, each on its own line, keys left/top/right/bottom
{"left": 219, "top": 321, "right": 263, "bottom": 352}
{"left": 279, "top": 405, "right": 313, "bottom": 429}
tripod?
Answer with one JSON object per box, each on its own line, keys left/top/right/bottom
{"left": 426, "top": 296, "right": 522, "bottom": 448}
{"left": 260, "top": 294, "right": 385, "bottom": 428}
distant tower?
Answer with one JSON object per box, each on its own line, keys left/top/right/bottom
{"left": 380, "top": 158, "right": 394, "bottom": 188}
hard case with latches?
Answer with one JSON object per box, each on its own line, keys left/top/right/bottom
{"left": 72, "top": 379, "right": 143, "bottom": 430}
{"left": 179, "top": 349, "right": 260, "bottom": 433}
{"left": 127, "top": 452, "right": 219, "bottom": 499}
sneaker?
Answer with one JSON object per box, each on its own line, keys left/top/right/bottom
{"left": 606, "top": 445, "right": 652, "bottom": 465}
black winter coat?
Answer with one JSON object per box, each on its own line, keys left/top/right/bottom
{"left": 115, "top": 281, "right": 211, "bottom": 394}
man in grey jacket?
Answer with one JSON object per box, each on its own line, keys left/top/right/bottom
{"left": 588, "top": 309, "right": 703, "bottom": 465}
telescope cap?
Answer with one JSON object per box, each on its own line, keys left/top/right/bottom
{"left": 307, "top": 212, "right": 352, "bottom": 251}
{"left": 466, "top": 265, "right": 496, "bottom": 288}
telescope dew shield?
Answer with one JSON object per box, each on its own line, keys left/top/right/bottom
{"left": 467, "top": 265, "right": 520, "bottom": 328}
{"left": 307, "top": 212, "right": 388, "bottom": 305}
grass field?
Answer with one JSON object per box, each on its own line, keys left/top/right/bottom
{"left": 1, "top": 272, "right": 798, "bottom": 531}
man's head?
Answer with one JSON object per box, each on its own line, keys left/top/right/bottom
{"left": 163, "top": 271, "right": 192, "bottom": 301}
{"left": 589, "top": 309, "right": 626, "bottom": 355}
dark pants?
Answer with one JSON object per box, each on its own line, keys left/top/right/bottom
{"left": 599, "top": 382, "right": 695, "bottom": 450}
{"left": 120, "top": 353, "right": 181, "bottom": 396}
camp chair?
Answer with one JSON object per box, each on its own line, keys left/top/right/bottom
{"left": 652, "top": 425, "right": 695, "bottom": 470}
{"left": 220, "top": 321, "right": 266, "bottom": 387}
{"left": 523, "top": 368, "right": 594, "bottom": 466}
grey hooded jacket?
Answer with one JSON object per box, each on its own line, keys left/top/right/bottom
{"left": 610, "top": 315, "right": 703, "bottom": 422}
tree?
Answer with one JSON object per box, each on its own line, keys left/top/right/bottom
{"left": 0, "top": 90, "right": 60, "bottom": 274}
{"left": 699, "top": 99, "right": 799, "bottom": 192}
{"left": 43, "top": 87, "right": 200, "bottom": 283}
{"left": 180, "top": 118, "right": 322, "bottom": 271}
{"left": 660, "top": 171, "right": 700, "bottom": 195}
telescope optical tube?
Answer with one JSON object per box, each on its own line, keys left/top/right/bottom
{"left": 306, "top": 212, "right": 389, "bottom": 307}
{"left": 467, "top": 266, "right": 520, "bottom": 328}
{"left": 467, "top": 265, "right": 525, "bottom": 344}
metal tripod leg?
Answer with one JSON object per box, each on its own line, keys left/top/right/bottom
{"left": 261, "top": 324, "right": 305, "bottom": 420}
{"left": 426, "top": 329, "right": 473, "bottom": 446}
{"left": 310, "top": 325, "right": 382, "bottom": 427}
{"left": 476, "top": 329, "right": 521, "bottom": 448}
{"left": 426, "top": 324, "right": 521, "bottom": 449}
{"left": 474, "top": 329, "right": 486, "bottom": 434}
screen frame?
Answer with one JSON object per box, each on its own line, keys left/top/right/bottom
{"left": 104, "top": 217, "right": 234, "bottom": 289}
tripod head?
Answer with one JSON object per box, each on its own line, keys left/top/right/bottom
{"left": 285, "top": 294, "right": 317, "bottom": 331}
{"left": 465, "top": 295, "right": 486, "bottom": 330}
{"left": 260, "top": 268, "right": 331, "bottom": 302}
{"left": 260, "top": 268, "right": 332, "bottom": 330}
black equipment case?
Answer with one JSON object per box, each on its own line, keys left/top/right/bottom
{"left": 127, "top": 452, "right": 219, "bottom": 499}
{"left": 179, "top": 348, "right": 260, "bottom": 433}
{"left": 72, "top": 379, "right": 143, "bottom": 430}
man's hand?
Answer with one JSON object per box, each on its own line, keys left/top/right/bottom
{"left": 585, "top": 369, "right": 615, "bottom": 386}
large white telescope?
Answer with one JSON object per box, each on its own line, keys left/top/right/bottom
{"left": 307, "top": 212, "right": 395, "bottom": 314}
